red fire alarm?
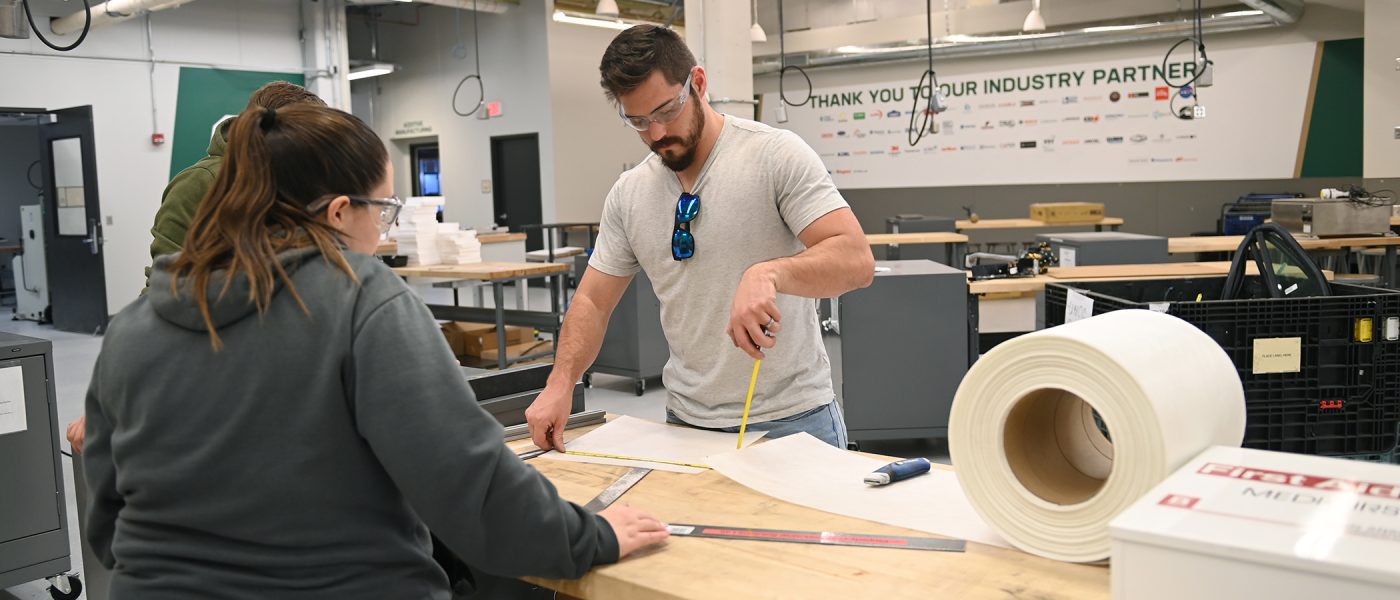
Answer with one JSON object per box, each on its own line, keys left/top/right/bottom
{"left": 151, "top": 133, "right": 166, "bottom": 146}
{"left": 486, "top": 101, "right": 503, "bottom": 118}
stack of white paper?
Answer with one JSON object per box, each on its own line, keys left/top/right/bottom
{"left": 392, "top": 197, "right": 444, "bottom": 266}
{"left": 435, "top": 224, "right": 482, "bottom": 264}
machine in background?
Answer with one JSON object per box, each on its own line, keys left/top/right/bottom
{"left": 13, "top": 205, "right": 49, "bottom": 323}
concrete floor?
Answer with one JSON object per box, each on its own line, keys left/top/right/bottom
{"left": 1, "top": 279, "right": 950, "bottom": 599}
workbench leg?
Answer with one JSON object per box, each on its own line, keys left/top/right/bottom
{"left": 453, "top": 287, "right": 460, "bottom": 307}
{"left": 551, "top": 272, "right": 563, "bottom": 327}
{"left": 494, "top": 283, "right": 508, "bottom": 370}
{"left": 1387, "top": 247, "right": 1396, "bottom": 288}
{"left": 474, "top": 285, "right": 485, "bottom": 307}
{"left": 517, "top": 278, "right": 528, "bottom": 310}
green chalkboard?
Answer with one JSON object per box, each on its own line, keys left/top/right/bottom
{"left": 1300, "top": 38, "right": 1362, "bottom": 178}
{"left": 169, "top": 67, "right": 305, "bottom": 179}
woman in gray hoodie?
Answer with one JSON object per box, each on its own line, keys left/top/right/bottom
{"left": 81, "top": 104, "right": 668, "bottom": 599}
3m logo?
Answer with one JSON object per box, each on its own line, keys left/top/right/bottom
{"left": 1159, "top": 494, "right": 1200, "bottom": 509}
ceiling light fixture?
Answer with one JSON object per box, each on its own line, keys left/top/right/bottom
{"left": 348, "top": 63, "right": 397, "bottom": 81}
{"left": 596, "top": 0, "right": 619, "bottom": 17}
{"left": 750, "top": 0, "right": 766, "bottom": 42}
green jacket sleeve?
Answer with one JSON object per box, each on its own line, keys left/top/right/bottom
{"left": 145, "top": 167, "right": 214, "bottom": 287}
{"left": 349, "top": 289, "right": 621, "bottom": 579}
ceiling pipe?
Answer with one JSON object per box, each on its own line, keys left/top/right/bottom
{"left": 754, "top": 3, "right": 1304, "bottom": 74}
{"left": 51, "top": 0, "right": 196, "bottom": 36}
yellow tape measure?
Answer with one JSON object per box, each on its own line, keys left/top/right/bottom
{"left": 564, "top": 450, "right": 711, "bottom": 470}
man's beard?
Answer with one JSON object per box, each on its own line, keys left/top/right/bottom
{"left": 652, "top": 104, "right": 706, "bottom": 172}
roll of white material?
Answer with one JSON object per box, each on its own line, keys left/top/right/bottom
{"left": 949, "top": 309, "right": 1245, "bottom": 563}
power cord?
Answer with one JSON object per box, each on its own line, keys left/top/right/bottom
{"left": 1159, "top": 0, "right": 1207, "bottom": 120}
{"left": 22, "top": 0, "right": 91, "bottom": 52}
{"left": 452, "top": 0, "right": 485, "bottom": 117}
{"left": 776, "top": 0, "right": 811, "bottom": 121}
{"left": 907, "top": 0, "right": 943, "bottom": 147}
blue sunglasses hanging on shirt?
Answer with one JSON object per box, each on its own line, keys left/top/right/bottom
{"left": 672, "top": 192, "right": 700, "bottom": 261}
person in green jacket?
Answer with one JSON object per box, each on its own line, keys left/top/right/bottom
{"left": 76, "top": 82, "right": 327, "bottom": 451}
{"left": 85, "top": 104, "right": 669, "bottom": 599}
{"left": 143, "top": 81, "right": 326, "bottom": 286}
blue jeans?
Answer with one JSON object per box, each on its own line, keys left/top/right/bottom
{"left": 666, "top": 400, "right": 849, "bottom": 449}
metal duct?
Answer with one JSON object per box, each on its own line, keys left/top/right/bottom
{"left": 0, "top": 0, "right": 26, "bottom": 40}
{"left": 1240, "top": 0, "right": 1304, "bottom": 24}
{"left": 754, "top": 3, "right": 1305, "bottom": 74}
{"left": 51, "top": 0, "right": 198, "bottom": 36}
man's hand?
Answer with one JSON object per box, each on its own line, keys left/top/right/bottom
{"left": 598, "top": 503, "right": 670, "bottom": 558}
{"left": 524, "top": 385, "right": 573, "bottom": 451}
{"left": 66, "top": 415, "right": 87, "bottom": 455}
{"left": 728, "top": 265, "right": 783, "bottom": 360}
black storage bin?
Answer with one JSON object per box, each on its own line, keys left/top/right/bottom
{"left": 1045, "top": 277, "right": 1400, "bottom": 461}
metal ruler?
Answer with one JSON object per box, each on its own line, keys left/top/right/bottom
{"left": 583, "top": 467, "right": 651, "bottom": 512}
{"left": 665, "top": 524, "right": 965, "bottom": 553}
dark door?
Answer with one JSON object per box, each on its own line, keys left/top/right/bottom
{"left": 39, "top": 106, "right": 108, "bottom": 334}
{"left": 490, "top": 133, "right": 543, "bottom": 250}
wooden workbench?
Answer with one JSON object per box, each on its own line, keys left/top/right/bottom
{"left": 375, "top": 232, "right": 527, "bottom": 256}
{"left": 968, "top": 261, "right": 1271, "bottom": 295}
{"left": 510, "top": 424, "right": 1108, "bottom": 599}
{"left": 955, "top": 217, "right": 1123, "bottom": 232}
{"left": 392, "top": 261, "right": 569, "bottom": 280}
{"left": 1168, "top": 234, "right": 1400, "bottom": 254}
{"left": 865, "top": 232, "right": 969, "bottom": 245}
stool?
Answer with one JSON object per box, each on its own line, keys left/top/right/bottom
{"left": 1358, "top": 248, "right": 1391, "bottom": 285}
{"left": 1333, "top": 272, "right": 1382, "bottom": 287}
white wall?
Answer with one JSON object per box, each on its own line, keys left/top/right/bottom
{"left": 755, "top": 0, "right": 1362, "bottom": 122}
{"left": 349, "top": 1, "right": 557, "bottom": 230}
{"left": 0, "top": 0, "right": 310, "bottom": 313}
{"left": 546, "top": 18, "right": 648, "bottom": 223}
{"left": 1364, "top": 0, "right": 1400, "bottom": 178}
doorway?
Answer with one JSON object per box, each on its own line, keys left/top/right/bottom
{"left": 0, "top": 106, "right": 109, "bottom": 334}
{"left": 489, "top": 133, "right": 544, "bottom": 251}
{"left": 410, "top": 142, "right": 442, "bottom": 222}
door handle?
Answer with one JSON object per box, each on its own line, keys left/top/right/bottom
{"left": 83, "top": 218, "right": 101, "bottom": 255}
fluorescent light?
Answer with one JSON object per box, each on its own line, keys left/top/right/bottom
{"left": 1023, "top": 0, "right": 1046, "bottom": 32}
{"left": 595, "top": 0, "right": 619, "bottom": 17}
{"left": 943, "top": 32, "right": 1058, "bottom": 43}
{"left": 553, "top": 10, "right": 634, "bottom": 31}
{"left": 751, "top": 22, "right": 767, "bottom": 43}
{"left": 348, "top": 63, "right": 396, "bottom": 80}
{"left": 1218, "top": 10, "right": 1264, "bottom": 18}
{"left": 1081, "top": 24, "right": 1148, "bottom": 33}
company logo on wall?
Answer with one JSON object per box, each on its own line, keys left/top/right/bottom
{"left": 1020, "top": 100, "right": 1036, "bottom": 107}
{"left": 1107, "top": 136, "right": 1125, "bottom": 144}
{"left": 1021, "top": 119, "right": 1040, "bottom": 126}
{"left": 1020, "top": 141, "right": 1038, "bottom": 149}
{"left": 839, "top": 113, "right": 850, "bottom": 122}
{"left": 961, "top": 145, "right": 978, "bottom": 151}
{"left": 1000, "top": 142, "right": 1017, "bottom": 149}
{"left": 1063, "top": 139, "right": 1081, "bottom": 145}
{"left": 886, "top": 110, "right": 902, "bottom": 118}
{"left": 819, "top": 115, "right": 835, "bottom": 122}
{"left": 837, "top": 151, "right": 851, "bottom": 157}
{"left": 837, "top": 131, "right": 848, "bottom": 137}
{"left": 942, "top": 146, "right": 959, "bottom": 152}
{"left": 1105, "top": 113, "right": 1126, "bottom": 120}
{"left": 980, "top": 144, "right": 998, "bottom": 150}
{"left": 1063, "top": 96, "right": 1079, "bottom": 104}
{"left": 1000, "top": 119, "right": 1017, "bottom": 128}
{"left": 1084, "top": 138, "right": 1102, "bottom": 144}
{"left": 1084, "top": 95, "right": 1105, "bottom": 102}
{"left": 1129, "top": 91, "right": 1152, "bottom": 99}
{"left": 982, "top": 121, "right": 995, "bottom": 129}
{"left": 870, "top": 110, "right": 884, "bottom": 118}
{"left": 1043, "top": 118, "right": 1061, "bottom": 124}
{"left": 1155, "top": 87, "right": 1171, "bottom": 100}
{"left": 978, "top": 103, "right": 997, "bottom": 110}
{"left": 961, "top": 124, "right": 978, "bottom": 129}
{"left": 1110, "top": 91, "right": 1122, "bottom": 102}
{"left": 854, "top": 129, "right": 867, "bottom": 138}
{"left": 821, "top": 133, "right": 834, "bottom": 139}
{"left": 854, "top": 112, "right": 867, "bottom": 120}
{"left": 1131, "top": 134, "right": 1149, "bottom": 143}
{"left": 1177, "top": 134, "right": 1198, "bottom": 140}
{"left": 1180, "top": 86, "right": 1195, "bottom": 99}
{"left": 1083, "top": 115, "right": 1101, "bottom": 123}
{"left": 999, "top": 102, "right": 1017, "bottom": 108}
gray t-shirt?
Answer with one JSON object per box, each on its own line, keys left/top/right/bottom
{"left": 589, "top": 116, "right": 848, "bottom": 427}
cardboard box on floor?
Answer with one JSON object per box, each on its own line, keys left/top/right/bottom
{"left": 480, "top": 339, "right": 553, "bottom": 362}
{"left": 441, "top": 321, "right": 534, "bottom": 357}
{"left": 1030, "top": 202, "right": 1105, "bottom": 224}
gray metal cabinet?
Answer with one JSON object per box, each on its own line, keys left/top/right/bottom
{"left": 577, "top": 256, "right": 668, "bottom": 396}
{"left": 0, "top": 332, "right": 73, "bottom": 592}
{"left": 836, "top": 261, "right": 973, "bottom": 442}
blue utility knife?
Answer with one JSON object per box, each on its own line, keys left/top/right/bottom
{"left": 864, "top": 457, "right": 932, "bottom": 486}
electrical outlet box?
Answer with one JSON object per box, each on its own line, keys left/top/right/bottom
{"left": 1393, "top": 126, "right": 1400, "bottom": 140}
{"left": 1193, "top": 105, "right": 1207, "bottom": 119}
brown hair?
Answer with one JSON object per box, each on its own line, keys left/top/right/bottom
{"left": 598, "top": 24, "right": 696, "bottom": 101}
{"left": 245, "top": 81, "right": 326, "bottom": 111}
{"left": 169, "top": 104, "right": 386, "bottom": 350}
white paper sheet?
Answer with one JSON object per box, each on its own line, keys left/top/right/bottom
{"left": 0, "top": 366, "right": 27, "bottom": 437}
{"left": 707, "top": 433, "right": 1009, "bottom": 547}
{"left": 539, "top": 415, "right": 767, "bottom": 474}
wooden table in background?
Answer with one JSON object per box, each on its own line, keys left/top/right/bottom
{"left": 510, "top": 423, "right": 1108, "bottom": 600}
{"left": 967, "top": 261, "right": 1314, "bottom": 295}
{"left": 866, "top": 232, "right": 969, "bottom": 266}
{"left": 393, "top": 262, "right": 570, "bottom": 369}
{"left": 955, "top": 217, "right": 1123, "bottom": 232}
{"left": 1168, "top": 234, "right": 1400, "bottom": 286}
{"left": 375, "top": 232, "right": 527, "bottom": 257}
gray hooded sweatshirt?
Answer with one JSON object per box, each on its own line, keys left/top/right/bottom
{"left": 82, "top": 246, "right": 617, "bottom": 599}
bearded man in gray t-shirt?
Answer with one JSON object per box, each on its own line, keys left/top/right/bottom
{"left": 525, "top": 24, "right": 874, "bottom": 450}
